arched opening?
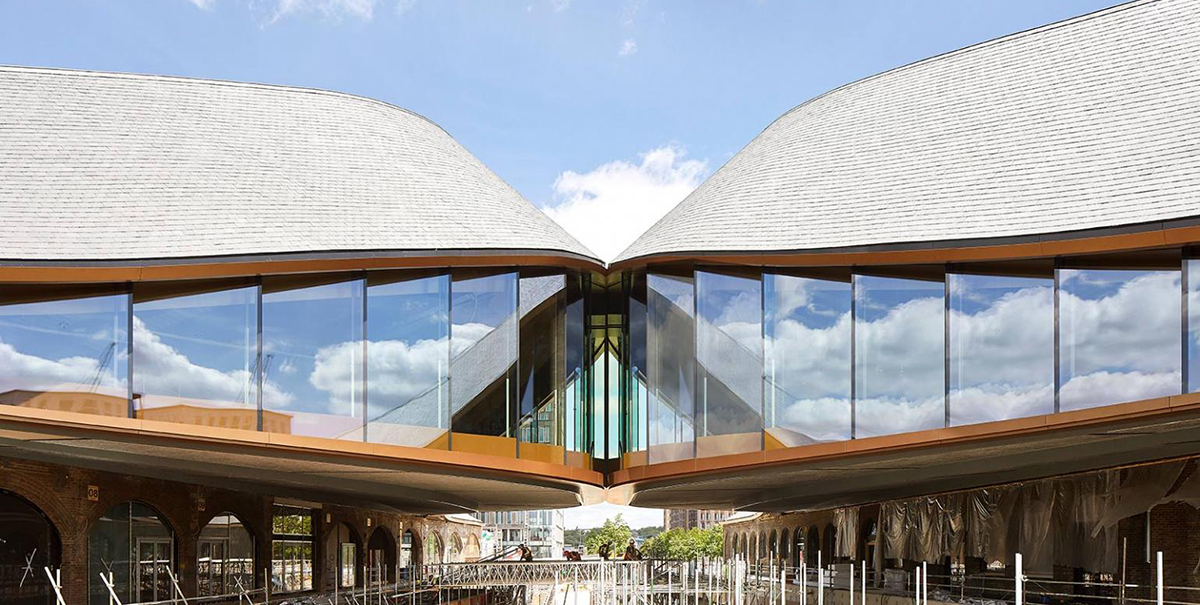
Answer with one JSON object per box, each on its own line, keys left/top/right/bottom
{"left": 401, "top": 529, "right": 421, "bottom": 579}
{"left": 0, "top": 489, "right": 62, "bottom": 605}
{"left": 758, "top": 531, "right": 767, "bottom": 560}
{"left": 450, "top": 533, "right": 463, "bottom": 563}
{"left": 425, "top": 532, "right": 444, "bottom": 565}
{"left": 769, "top": 530, "right": 778, "bottom": 561}
{"left": 88, "top": 501, "right": 175, "bottom": 605}
{"left": 779, "top": 528, "right": 789, "bottom": 563}
{"left": 860, "top": 518, "right": 877, "bottom": 570}
{"left": 792, "top": 527, "right": 805, "bottom": 568}
{"left": 367, "top": 527, "right": 397, "bottom": 586}
{"left": 822, "top": 524, "right": 836, "bottom": 563}
{"left": 329, "top": 522, "right": 362, "bottom": 589}
{"left": 198, "top": 513, "right": 255, "bottom": 598}
{"left": 805, "top": 527, "right": 819, "bottom": 566}
{"left": 466, "top": 533, "right": 481, "bottom": 562}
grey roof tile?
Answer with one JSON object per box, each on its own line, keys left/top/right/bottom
{"left": 0, "top": 67, "right": 598, "bottom": 263}
{"left": 616, "top": 0, "right": 1200, "bottom": 263}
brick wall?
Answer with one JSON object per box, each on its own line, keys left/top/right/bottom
{"left": 0, "top": 456, "right": 481, "bottom": 603}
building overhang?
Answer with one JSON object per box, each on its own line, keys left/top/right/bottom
{"left": 0, "top": 405, "right": 606, "bottom": 515}
{"left": 612, "top": 392, "right": 1200, "bottom": 512}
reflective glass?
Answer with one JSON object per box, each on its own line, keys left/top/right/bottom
{"left": 364, "top": 272, "right": 450, "bottom": 448}
{"left": 1058, "top": 269, "right": 1181, "bottom": 411}
{"left": 647, "top": 272, "right": 695, "bottom": 463}
{"left": 695, "top": 269, "right": 762, "bottom": 458}
{"left": 450, "top": 270, "right": 518, "bottom": 456}
{"left": 853, "top": 275, "right": 945, "bottom": 438}
{"left": 518, "top": 272, "right": 566, "bottom": 462}
{"left": 948, "top": 273, "right": 1053, "bottom": 425}
{"left": 625, "top": 272, "right": 648, "bottom": 459}
{"left": 87, "top": 502, "right": 174, "bottom": 605}
{"left": 198, "top": 514, "right": 255, "bottom": 597}
{"left": 764, "top": 274, "right": 851, "bottom": 445}
{"left": 1188, "top": 260, "right": 1200, "bottom": 393}
{"left": 564, "top": 275, "right": 591, "bottom": 465}
{"left": 262, "top": 277, "right": 365, "bottom": 439}
{"left": 0, "top": 289, "right": 129, "bottom": 418}
{"left": 133, "top": 284, "right": 259, "bottom": 430}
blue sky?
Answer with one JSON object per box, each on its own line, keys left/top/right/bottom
{"left": 0, "top": 0, "right": 1125, "bottom": 261}
{"left": 0, "top": 0, "right": 1133, "bottom": 530}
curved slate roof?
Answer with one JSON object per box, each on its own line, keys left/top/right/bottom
{"left": 0, "top": 66, "right": 597, "bottom": 264}
{"left": 616, "top": 0, "right": 1200, "bottom": 263}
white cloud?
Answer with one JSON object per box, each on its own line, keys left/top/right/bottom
{"left": 562, "top": 503, "right": 662, "bottom": 530}
{"left": 545, "top": 146, "right": 707, "bottom": 262}
{"left": 619, "top": 39, "right": 638, "bottom": 56}
{"left": 186, "top": 0, "right": 217, "bottom": 9}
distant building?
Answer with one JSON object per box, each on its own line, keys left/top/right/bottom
{"left": 475, "top": 510, "right": 565, "bottom": 559}
{"left": 664, "top": 509, "right": 734, "bottom": 531}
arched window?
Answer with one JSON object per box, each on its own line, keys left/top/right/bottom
{"left": 367, "top": 528, "right": 396, "bottom": 586}
{"left": 792, "top": 527, "right": 805, "bottom": 568}
{"left": 805, "top": 527, "right": 820, "bottom": 566}
{"left": 198, "top": 513, "right": 254, "bottom": 598}
{"left": 759, "top": 531, "right": 767, "bottom": 559}
{"left": 401, "top": 529, "right": 421, "bottom": 579}
{"left": 88, "top": 502, "right": 175, "bottom": 605}
{"left": 769, "top": 530, "right": 778, "bottom": 560}
{"left": 822, "top": 524, "right": 836, "bottom": 563}
{"left": 0, "top": 489, "right": 62, "bottom": 605}
{"left": 425, "top": 532, "right": 444, "bottom": 565}
{"left": 450, "top": 534, "right": 464, "bottom": 563}
{"left": 332, "top": 523, "right": 361, "bottom": 589}
{"left": 466, "top": 534, "right": 481, "bottom": 562}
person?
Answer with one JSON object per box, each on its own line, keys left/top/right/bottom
{"left": 563, "top": 549, "right": 582, "bottom": 561}
{"left": 623, "top": 540, "right": 641, "bottom": 561}
{"left": 597, "top": 542, "right": 611, "bottom": 560}
{"left": 518, "top": 543, "right": 534, "bottom": 562}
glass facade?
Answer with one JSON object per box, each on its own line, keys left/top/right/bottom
{"left": 133, "top": 281, "right": 259, "bottom": 429}
{"left": 948, "top": 273, "right": 1054, "bottom": 425}
{"left": 262, "top": 276, "right": 365, "bottom": 439}
{"left": 647, "top": 272, "right": 695, "bottom": 464}
{"left": 365, "top": 271, "right": 450, "bottom": 448}
{"left": 450, "top": 270, "right": 519, "bottom": 456}
{"left": 88, "top": 502, "right": 175, "bottom": 605}
{"left": 1, "top": 258, "right": 1192, "bottom": 468}
{"left": 695, "top": 268, "right": 762, "bottom": 458}
{"left": 1190, "top": 259, "right": 1200, "bottom": 393}
{"left": 764, "top": 273, "right": 851, "bottom": 445}
{"left": 853, "top": 274, "right": 945, "bottom": 438}
{"left": 1058, "top": 269, "right": 1181, "bottom": 412}
{"left": 0, "top": 286, "right": 129, "bottom": 418}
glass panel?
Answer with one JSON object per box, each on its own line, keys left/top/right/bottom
{"left": 764, "top": 274, "right": 851, "bottom": 445}
{"left": 948, "top": 273, "right": 1054, "bottom": 425}
{"left": 853, "top": 275, "right": 945, "bottom": 438}
{"left": 199, "top": 514, "right": 254, "bottom": 596}
{"left": 695, "top": 269, "right": 762, "bottom": 458}
{"left": 647, "top": 272, "right": 695, "bottom": 463}
{"left": 450, "top": 270, "right": 518, "bottom": 457}
{"left": 518, "top": 272, "right": 566, "bottom": 463}
{"left": 564, "top": 274, "right": 590, "bottom": 465}
{"left": 133, "top": 285, "right": 259, "bottom": 431}
{"left": 262, "top": 277, "right": 364, "bottom": 439}
{"left": 271, "top": 505, "right": 313, "bottom": 593}
{"left": 0, "top": 290, "right": 129, "bottom": 418}
{"left": 1059, "top": 269, "right": 1181, "bottom": 411}
{"left": 88, "top": 502, "right": 173, "bottom": 605}
{"left": 625, "top": 272, "right": 648, "bottom": 460}
{"left": 365, "top": 272, "right": 450, "bottom": 448}
{"left": 1188, "top": 260, "right": 1200, "bottom": 393}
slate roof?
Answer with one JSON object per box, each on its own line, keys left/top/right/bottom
{"left": 616, "top": 0, "right": 1200, "bottom": 263}
{"left": 0, "top": 66, "right": 598, "bottom": 264}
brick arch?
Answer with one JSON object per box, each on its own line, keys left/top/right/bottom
{"left": 0, "top": 480, "right": 75, "bottom": 550}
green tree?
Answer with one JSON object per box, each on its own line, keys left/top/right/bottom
{"left": 642, "top": 526, "right": 723, "bottom": 560}
{"left": 584, "top": 515, "right": 633, "bottom": 557}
